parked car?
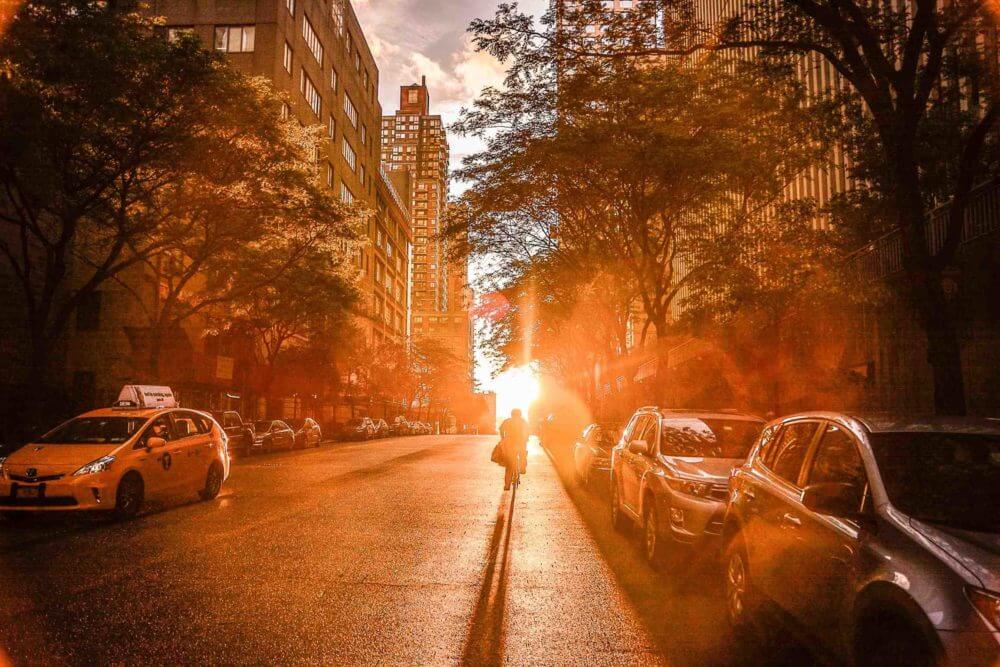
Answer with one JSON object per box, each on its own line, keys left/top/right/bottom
{"left": 609, "top": 407, "right": 764, "bottom": 566}
{"left": 573, "top": 421, "right": 622, "bottom": 487}
{"left": 211, "top": 410, "right": 256, "bottom": 457}
{"left": 724, "top": 413, "right": 1000, "bottom": 666}
{"left": 390, "top": 416, "right": 411, "bottom": 436}
{"left": 253, "top": 420, "right": 295, "bottom": 452}
{"left": 373, "top": 419, "right": 390, "bottom": 438}
{"left": 337, "top": 418, "right": 376, "bottom": 441}
{"left": 288, "top": 417, "right": 322, "bottom": 449}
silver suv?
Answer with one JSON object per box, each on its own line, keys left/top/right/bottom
{"left": 609, "top": 407, "right": 764, "bottom": 566}
{"left": 725, "top": 413, "right": 1000, "bottom": 665}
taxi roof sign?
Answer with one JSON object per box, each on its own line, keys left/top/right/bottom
{"left": 115, "top": 385, "right": 177, "bottom": 409}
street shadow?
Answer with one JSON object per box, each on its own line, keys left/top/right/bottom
{"left": 539, "top": 439, "right": 820, "bottom": 667}
{"left": 460, "top": 485, "right": 517, "bottom": 667}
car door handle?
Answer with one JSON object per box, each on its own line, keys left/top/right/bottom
{"left": 782, "top": 513, "right": 801, "bottom": 527}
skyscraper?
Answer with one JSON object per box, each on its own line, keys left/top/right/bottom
{"left": 382, "top": 79, "right": 473, "bottom": 387}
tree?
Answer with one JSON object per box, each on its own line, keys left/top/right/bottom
{"left": 478, "top": 0, "right": 1000, "bottom": 413}
{"left": 0, "top": 0, "right": 241, "bottom": 389}
{"left": 115, "top": 76, "right": 361, "bottom": 377}
{"left": 451, "top": 12, "right": 828, "bottom": 401}
{"left": 229, "top": 250, "right": 358, "bottom": 397}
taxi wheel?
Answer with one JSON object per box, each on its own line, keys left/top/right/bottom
{"left": 113, "top": 473, "right": 144, "bottom": 521}
{"left": 199, "top": 462, "right": 224, "bottom": 501}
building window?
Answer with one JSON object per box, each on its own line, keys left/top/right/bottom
{"left": 300, "top": 69, "right": 321, "bottom": 117}
{"left": 283, "top": 42, "right": 293, "bottom": 73}
{"left": 76, "top": 291, "right": 102, "bottom": 331}
{"left": 280, "top": 102, "right": 290, "bottom": 120}
{"left": 332, "top": 0, "right": 344, "bottom": 35}
{"left": 360, "top": 124, "right": 367, "bottom": 146}
{"left": 328, "top": 115, "right": 336, "bottom": 138}
{"left": 359, "top": 163, "right": 365, "bottom": 185}
{"left": 407, "top": 89, "right": 418, "bottom": 104}
{"left": 167, "top": 27, "right": 195, "bottom": 42}
{"left": 345, "top": 30, "right": 352, "bottom": 55}
{"left": 343, "top": 94, "right": 358, "bottom": 127}
{"left": 354, "top": 51, "right": 361, "bottom": 72}
{"left": 302, "top": 15, "right": 323, "bottom": 65}
{"left": 342, "top": 139, "right": 356, "bottom": 171}
{"left": 331, "top": 67, "right": 338, "bottom": 90}
{"left": 214, "top": 25, "right": 255, "bottom": 53}
{"left": 285, "top": 0, "right": 294, "bottom": 15}
{"left": 326, "top": 162, "right": 334, "bottom": 187}
{"left": 340, "top": 182, "right": 354, "bottom": 203}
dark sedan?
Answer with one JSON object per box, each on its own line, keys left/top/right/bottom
{"left": 573, "top": 421, "right": 621, "bottom": 487}
{"left": 253, "top": 420, "right": 295, "bottom": 452}
{"left": 288, "top": 417, "right": 322, "bottom": 449}
{"left": 725, "top": 413, "right": 1000, "bottom": 666}
{"left": 337, "top": 418, "right": 376, "bottom": 441}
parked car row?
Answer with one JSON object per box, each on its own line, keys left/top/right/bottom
{"left": 333, "top": 416, "right": 434, "bottom": 441}
{"left": 572, "top": 406, "right": 1000, "bottom": 667}
{"left": 211, "top": 411, "right": 323, "bottom": 456}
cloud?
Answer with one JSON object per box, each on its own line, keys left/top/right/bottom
{"left": 354, "top": 0, "right": 543, "bottom": 186}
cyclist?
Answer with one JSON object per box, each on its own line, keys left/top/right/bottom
{"left": 499, "top": 408, "right": 529, "bottom": 490}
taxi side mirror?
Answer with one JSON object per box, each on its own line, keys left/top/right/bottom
{"left": 146, "top": 436, "right": 167, "bottom": 451}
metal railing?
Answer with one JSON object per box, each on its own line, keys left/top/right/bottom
{"left": 845, "top": 180, "right": 1000, "bottom": 281}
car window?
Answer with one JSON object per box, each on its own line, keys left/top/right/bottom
{"left": 138, "top": 415, "right": 173, "bottom": 448}
{"left": 224, "top": 413, "right": 240, "bottom": 428}
{"left": 188, "top": 412, "right": 212, "bottom": 435}
{"left": 768, "top": 422, "right": 819, "bottom": 486}
{"left": 808, "top": 424, "right": 866, "bottom": 487}
{"left": 807, "top": 424, "right": 867, "bottom": 510}
{"left": 276, "top": 421, "right": 289, "bottom": 431}
{"left": 621, "top": 415, "right": 641, "bottom": 445}
{"left": 171, "top": 415, "right": 198, "bottom": 438}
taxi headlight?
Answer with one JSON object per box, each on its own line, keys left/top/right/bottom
{"left": 73, "top": 455, "right": 116, "bottom": 477}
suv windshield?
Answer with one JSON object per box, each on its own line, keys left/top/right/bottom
{"left": 37, "top": 417, "right": 147, "bottom": 445}
{"left": 660, "top": 418, "right": 763, "bottom": 459}
{"left": 870, "top": 432, "right": 1000, "bottom": 533}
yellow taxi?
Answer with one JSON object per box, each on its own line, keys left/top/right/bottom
{"left": 0, "top": 386, "right": 230, "bottom": 520}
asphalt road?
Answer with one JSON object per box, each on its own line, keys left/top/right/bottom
{"left": 0, "top": 435, "right": 817, "bottom": 666}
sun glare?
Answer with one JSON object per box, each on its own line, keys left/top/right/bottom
{"left": 492, "top": 365, "right": 541, "bottom": 425}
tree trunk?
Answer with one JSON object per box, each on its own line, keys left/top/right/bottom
{"left": 892, "top": 152, "right": 968, "bottom": 416}
{"left": 652, "top": 317, "right": 671, "bottom": 406}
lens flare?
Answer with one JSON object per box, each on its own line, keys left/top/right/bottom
{"left": 491, "top": 365, "right": 540, "bottom": 425}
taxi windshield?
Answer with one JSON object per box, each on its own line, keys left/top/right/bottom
{"left": 37, "top": 417, "right": 146, "bottom": 445}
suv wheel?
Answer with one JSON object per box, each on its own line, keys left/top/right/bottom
{"left": 643, "top": 502, "right": 668, "bottom": 566}
{"left": 610, "top": 477, "right": 628, "bottom": 533}
{"left": 725, "top": 536, "right": 757, "bottom": 639}
{"left": 855, "top": 610, "right": 937, "bottom": 667}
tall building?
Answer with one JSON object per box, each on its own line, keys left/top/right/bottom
{"left": 381, "top": 78, "right": 450, "bottom": 313}
{"left": 382, "top": 79, "right": 474, "bottom": 386}
{"left": 152, "top": 0, "right": 412, "bottom": 346}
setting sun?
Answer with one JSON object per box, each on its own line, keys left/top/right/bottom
{"left": 491, "top": 365, "right": 541, "bottom": 425}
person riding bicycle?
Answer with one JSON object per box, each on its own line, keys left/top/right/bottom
{"left": 499, "top": 409, "right": 529, "bottom": 490}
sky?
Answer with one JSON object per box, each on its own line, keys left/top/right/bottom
{"left": 353, "top": 0, "right": 547, "bottom": 190}
{"left": 354, "top": 0, "right": 547, "bottom": 390}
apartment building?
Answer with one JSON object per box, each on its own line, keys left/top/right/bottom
{"left": 151, "top": 0, "right": 412, "bottom": 346}
{"left": 382, "top": 79, "right": 474, "bottom": 386}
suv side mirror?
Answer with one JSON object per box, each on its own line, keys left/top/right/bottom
{"left": 802, "top": 482, "right": 862, "bottom": 518}
{"left": 628, "top": 439, "right": 649, "bottom": 455}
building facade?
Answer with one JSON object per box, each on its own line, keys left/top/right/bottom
{"left": 381, "top": 79, "right": 474, "bottom": 386}
{"left": 153, "top": 0, "right": 412, "bottom": 347}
